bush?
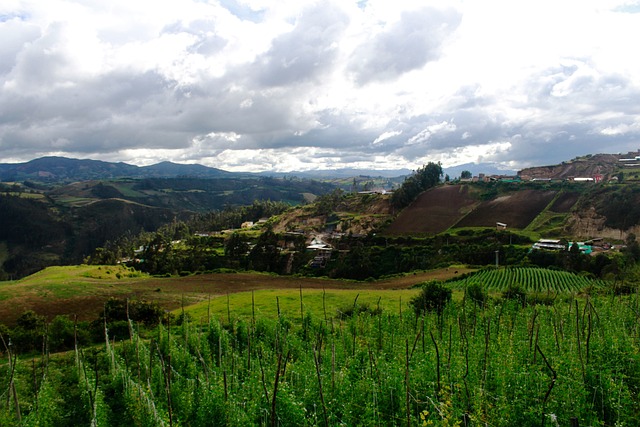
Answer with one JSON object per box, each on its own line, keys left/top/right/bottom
{"left": 502, "top": 285, "right": 526, "bottom": 307}
{"left": 336, "top": 302, "right": 382, "bottom": 320}
{"left": 410, "top": 281, "right": 452, "bottom": 315}
{"left": 466, "top": 283, "right": 487, "bottom": 307}
{"left": 102, "top": 297, "right": 165, "bottom": 326}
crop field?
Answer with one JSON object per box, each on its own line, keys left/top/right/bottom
{"left": 548, "top": 191, "right": 580, "bottom": 213}
{"left": 2, "top": 290, "right": 639, "bottom": 426}
{"left": 385, "top": 185, "right": 479, "bottom": 235}
{"left": 448, "top": 267, "right": 606, "bottom": 293}
{"left": 454, "top": 190, "right": 557, "bottom": 229}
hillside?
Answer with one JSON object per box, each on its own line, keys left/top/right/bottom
{"left": 383, "top": 181, "right": 640, "bottom": 240}
{"left": 271, "top": 192, "right": 394, "bottom": 236}
{"left": 0, "top": 173, "right": 336, "bottom": 279}
{"left": 518, "top": 152, "right": 635, "bottom": 180}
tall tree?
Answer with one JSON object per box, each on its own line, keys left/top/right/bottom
{"left": 391, "top": 162, "right": 443, "bottom": 209}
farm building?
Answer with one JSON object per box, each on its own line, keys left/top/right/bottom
{"left": 532, "top": 239, "right": 565, "bottom": 251}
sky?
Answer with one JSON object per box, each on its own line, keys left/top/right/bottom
{"left": 1, "top": 0, "right": 640, "bottom": 173}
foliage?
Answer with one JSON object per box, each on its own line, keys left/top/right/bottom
{"left": 101, "top": 297, "right": 165, "bottom": 326}
{"left": 465, "top": 282, "right": 487, "bottom": 307}
{"left": 3, "top": 293, "right": 640, "bottom": 426}
{"left": 391, "top": 162, "right": 443, "bottom": 209}
{"left": 449, "top": 267, "right": 606, "bottom": 293}
{"left": 501, "top": 284, "right": 527, "bottom": 306}
{"left": 410, "top": 281, "right": 452, "bottom": 315}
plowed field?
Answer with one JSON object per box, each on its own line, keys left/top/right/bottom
{"left": 454, "top": 190, "right": 557, "bottom": 229}
{"left": 549, "top": 191, "right": 580, "bottom": 213}
{"left": 385, "top": 185, "right": 478, "bottom": 235}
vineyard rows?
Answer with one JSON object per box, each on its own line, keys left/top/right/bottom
{"left": 3, "top": 293, "right": 639, "bottom": 426}
{"left": 451, "top": 267, "right": 606, "bottom": 293}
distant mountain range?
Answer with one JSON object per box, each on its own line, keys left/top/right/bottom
{"left": 0, "top": 156, "right": 519, "bottom": 183}
{"left": 0, "top": 156, "right": 236, "bottom": 182}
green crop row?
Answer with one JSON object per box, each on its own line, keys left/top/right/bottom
{"left": 449, "top": 267, "right": 605, "bottom": 293}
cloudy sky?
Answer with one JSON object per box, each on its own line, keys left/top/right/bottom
{"left": 1, "top": 0, "right": 640, "bottom": 172}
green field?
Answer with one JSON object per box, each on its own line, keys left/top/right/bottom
{"left": 183, "top": 288, "right": 421, "bottom": 323}
{"left": 448, "top": 267, "right": 605, "bottom": 293}
{"left": 2, "top": 291, "right": 639, "bottom": 426}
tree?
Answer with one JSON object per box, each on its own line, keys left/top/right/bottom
{"left": 225, "top": 232, "right": 249, "bottom": 259}
{"left": 460, "top": 170, "right": 472, "bottom": 179}
{"left": 248, "top": 227, "right": 282, "bottom": 272}
{"left": 391, "top": 162, "right": 443, "bottom": 209}
{"left": 410, "top": 281, "right": 452, "bottom": 315}
{"left": 466, "top": 283, "right": 487, "bottom": 307}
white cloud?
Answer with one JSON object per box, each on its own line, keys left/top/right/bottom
{"left": 0, "top": 0, "right": 639, "bottom": 172}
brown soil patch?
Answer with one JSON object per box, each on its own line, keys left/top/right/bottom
{"left": 549, "top": 191, "right": 580, "bottom": 213}
{"left": 455, "top": 190, "right": 557, "bottom": 229}
{"left": 0, "top": 267, "right": 474, "bottom": 325}
{"left": 385, "top": 185, "right": 478, "bottom": 235}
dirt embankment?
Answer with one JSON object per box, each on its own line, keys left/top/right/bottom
{"left": 566, "top": 208, "right": 640, "bottom": 240}
{"left": 384, "top": 186, "right": 573, "bottom": 234}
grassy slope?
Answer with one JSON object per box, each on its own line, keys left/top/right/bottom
{"left": 183, "top": 288, "right": 422, "bottom": 323}
{"left": 0, "top": 265, "right": 474, "bottom": 325}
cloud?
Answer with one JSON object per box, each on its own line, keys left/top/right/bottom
{"left": 0, "top": 0, "right": 639, "bottom": 172}
{"left": 252, "top": 2, "right": 349, "bottom": 87}
{"left": 348, "top": 7, "right": 461, "bottom": 84}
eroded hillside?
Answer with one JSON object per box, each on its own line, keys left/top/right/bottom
{"left": 271, "top": 192, "right": 393, "bottom": 235}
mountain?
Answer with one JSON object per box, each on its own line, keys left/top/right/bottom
{"left": 0, "top": 156, "right": 140, "bottom": 181}
{"left": 0, "top": 156, "right": 240, "bottom": 182}
{"left": 139, "top": 161, "right": 236, "bottom": 178}
{"left": 260, "top": 168, "right": 413, "bottom": 179}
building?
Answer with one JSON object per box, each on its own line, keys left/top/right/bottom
{"left": 532, "top": 239, "right": 565, "bottom": 251}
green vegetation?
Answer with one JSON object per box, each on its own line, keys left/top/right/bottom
{"left": 391, "top": 162, "right": 443, "bottom": 209}
{"left": 2, "top": 290, "right": 639, "bottom": 426}
{"left": 448, "top": 267, "right": 606, "bottom": 293}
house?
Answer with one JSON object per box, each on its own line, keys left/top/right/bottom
{"left": 573, "top": 177, "right": 594, "bottom": 182}
{"left": 532, "top": 239, "right": 565, "bottom": 251}
{"left": 307, "top": 236, "right": 333, "bottom": 268}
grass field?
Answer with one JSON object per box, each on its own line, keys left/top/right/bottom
{"left": 0, "top": 265, "right": 474, "bottom": 325}
{"left": 182, "top": 288, "right": 422, "bottom": 323}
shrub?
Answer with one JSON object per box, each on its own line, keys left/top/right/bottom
{"left": 336, "top": 302, "right": 382, "bottom": 319}
{"left": 410, "top": 281, "right": 452, "bottom": 315}
{"left": 466, "top": 283, "right": 487, "bottom": 307}
{"left": 502, "top": 285, "right": 526, "bottom": 307}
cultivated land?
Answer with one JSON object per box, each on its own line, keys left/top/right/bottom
{"left": 385, "top": 185, "right": 478, "bottom": 235}
{"left": 455, "top": 189, "right": 557, "bottom": 229}
{"left": 0, "top": 265, "right": 475, "bottom": 325}
{"left": 384, "top": 185, "right": 582, "bottom": 235}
